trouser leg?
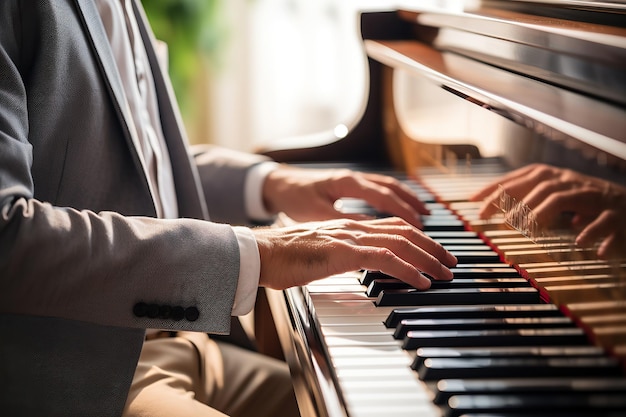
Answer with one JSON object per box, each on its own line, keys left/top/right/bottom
{"left": 123, "top": 331, "right": 299, "bottom": 417}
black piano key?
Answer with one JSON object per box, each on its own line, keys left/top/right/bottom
{"left": 428, "top": 278, "right": 530, "bottom": 289}
{"left": 367, "top": 277, "right": 531, "bottom": 297}
{"left": 444, "top": 394, "right": 626, "bottom": 417}
{"left": 360, "top": 270, "right": 388, "bottom": 286}
{"left": 432, "top": 238, "right": 486, "bottom": 245}
{"left": 425, "top": 231, "right": 479, "bottom": 239}
{"left": 443, "top": 245, "right": 493, "bottom": 251}
{"left": 365, "top": 278, "right": 408, "bottom": 296}
{"left": 375, "top": 287, "right": 540, "bottom": 307}
{"left": 450, "top": 251, "right": 502, "bottom": 264}
{"left": 394, "top": 316, "right": 574, "bottom": 339}
{"left": 384, "top": 304, "right": 561, "bottom": 328}
{"left": 413, "top": 345, "right": 605, "bottom": 370}
{"left": 416, "top": 356, "right": 622, "bottom": 381}
{"left": 362, "top": 268, "right": 523, "bottom": 288}
{"left": 402, "top": 327, "right": 588, "bottom": 350}
{"left": 434, "top": 377, "right": 626, "bottom": 405}
{"left": 450, "top": 267, "right": 522, "bottom": 278}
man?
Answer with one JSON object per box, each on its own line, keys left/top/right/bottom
{"left": 0, "top": 1, "right": 457, "bottom": 416}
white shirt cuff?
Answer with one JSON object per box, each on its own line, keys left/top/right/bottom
{"left": 231, "top": 226, "right": 260, "bottom": 316}
{"left": 244, "top": 161, "right": 279, "bottom": 222}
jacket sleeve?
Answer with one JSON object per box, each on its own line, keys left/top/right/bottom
{"left": 192, "top": 144, "right": 273, "bottom": 225}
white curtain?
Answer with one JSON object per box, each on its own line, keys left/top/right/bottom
{"left": 204, "top": 0, "right": 458, "bottom": 153}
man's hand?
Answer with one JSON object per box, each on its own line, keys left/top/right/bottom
{"left": 253, "top": 217, "right": 457, "bottom": 291}
{"left": 262, "top": 166, "right": 430, "bottom": 228}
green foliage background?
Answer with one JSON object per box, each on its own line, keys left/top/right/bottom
{"left": 143, "top": 0, "right": 227, "bottom": 118}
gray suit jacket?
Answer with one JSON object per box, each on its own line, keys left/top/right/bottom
{"left": 0, "top": 1, "right": 268, "bottom": 415}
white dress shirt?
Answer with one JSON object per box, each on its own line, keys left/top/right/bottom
{"left": 95, "top": 0, "right": 274, "bottom": 316}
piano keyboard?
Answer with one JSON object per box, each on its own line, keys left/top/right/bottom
{"left": 271, "top": 162, "right": 626, "bottom": 417}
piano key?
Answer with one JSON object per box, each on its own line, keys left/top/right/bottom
{"left": 450, "top": 268, "right": 522, "bottom": 278}
{"left": 428, "top": 278, "right": 529, "bottom": 289}
{"left": 449, "top": 250, "right": 502, "bottom": 263}
{"left": 434, "top": 376, "right": 626, "bottom": 405}
{"left": 325, "top": 334, "right": 401, "bottom": 348}
{"left": 375, "top": 287, "right": 541, "bottom": 307}
{"left": 413, "top": 345, "right": 605, "bottom": 370}
{"left": 415, "top": 356, "right": 622, "bottom": 380}
{"left": 424, "top": 230, "right": 479, "bottom": 239}
{"left": 440, "top": 245, "right": 493, "bottom": 251}
{"left": 402, "top": 327, "right": 588, "bottom": 350}
{"left": 431, "top": 238, "right": 486, "bottom": 245}
{"left": 384, "top": 304, "right": 562, "bottom": 328}
{"left": 444, "top": 394, "right": 626, "bottom": 417}
{"left": 363, "top": 267, "right": 522, "bottom": 287}
{"left": 423, "top": 221, "right": 467, "bottom": 232}
{"left": 394, "top": 316, "right": 574, "bottom": 338}
{"left": 366, "top": 277, "right": 531, "bottom": 297}
{"left": 306, "top": 284, "right": 368, "bottom": 293}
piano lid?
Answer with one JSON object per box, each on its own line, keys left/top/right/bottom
{"left": 369, "top": 1, "right": 626, "bottom": 166}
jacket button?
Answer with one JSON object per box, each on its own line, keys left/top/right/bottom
{"left": 133, "top": 302, "right": 148, "bottom": 317}
{"left": 146, "top": 304, "right": 159, "bottom": 318}
{"left": 171, "top": 306, "right": 185, "bottom": 321}
{"left": 185, "top": 307, "right": 199, "bottom": 322}
{"left": 159, "top": 305, "right": 172, "bottom": 319}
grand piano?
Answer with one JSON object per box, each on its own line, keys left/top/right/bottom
{"left": 257, "top": 1, "right": 626, "bottom": 416}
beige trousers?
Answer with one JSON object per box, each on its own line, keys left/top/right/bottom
{"left": 123, "top": 332, "right": 300, "bottom": 417}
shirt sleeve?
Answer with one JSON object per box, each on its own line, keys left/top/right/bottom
{"left": 231, "top": 161, "right": 278, "bottom": 315}
{"left": 231, "top": 226, "right": 260, "bottom": 316}
{"left": 244, "top": 161, "right": 279, "bottom": 222}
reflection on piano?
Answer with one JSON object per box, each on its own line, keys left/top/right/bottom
{"left": 257, "top": 1, "right": 626, "bottom": 416}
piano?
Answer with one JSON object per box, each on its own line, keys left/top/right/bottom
{"left": 256, "top": 1, "right": 626, "bottom": 416}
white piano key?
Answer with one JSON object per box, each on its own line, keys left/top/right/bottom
{"left": 347, "top": 403, "right": 440, "bottom": 417}
{"left": 306, "top": 285, "right": 368, "bottom": 293}
{"left": 321, "top": 325, "right": 394, "bottom": 337}
{"left": 317, "top": 314, "right": 391, "bottom": 325}
{"left": 308, "top": 292, "right": 372, "bottom": 301}
{"left": 327, "top": 345, "right": 405, "bottom": 357}
{"left": 331, "top": 354, "right": 412, "bottom": 368}
{"left": 324, "top": 335, "right": 401, "bottom": 347}
{"left": 308, "top": 276, "right": 363, "bottom": 286}
{"left": 336, "top": 365, "right": 420, "bottom": 380}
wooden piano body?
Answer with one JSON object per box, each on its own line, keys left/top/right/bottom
{"left": 257, "top": 1, "right": 626, "bottom": 416}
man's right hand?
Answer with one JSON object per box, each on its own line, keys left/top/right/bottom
{"left": 252, "top": 217, "right": 458, "bottom": 291}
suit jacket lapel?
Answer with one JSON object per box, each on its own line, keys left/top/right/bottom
{"left": 73, "top": 0, "right": 156, "bottom": 214}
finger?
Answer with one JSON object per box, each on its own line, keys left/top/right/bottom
{"left": 362, "top": 173, "right": 430, "bottom": 215}
{"left": 330, "top": 176, "right": 426, "bottom": 228}
{"left": 341, "top": 217, "right": 458, "bottom": 267}
{"left": 348, "top": 244, "right": 435, "bottom": 290}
